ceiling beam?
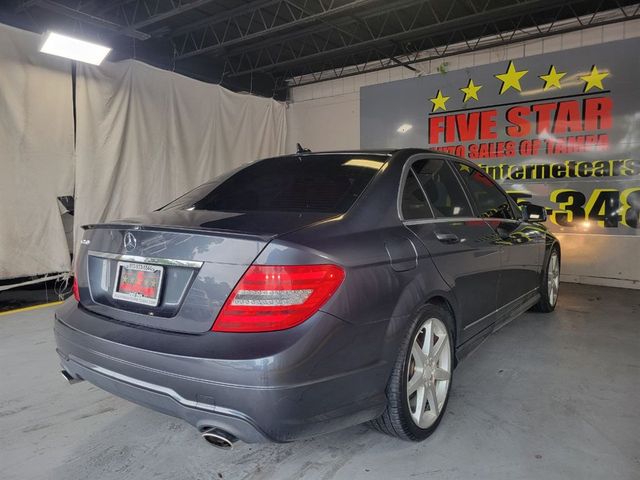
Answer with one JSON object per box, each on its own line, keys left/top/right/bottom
{"left": 219, "top": 0, "right": 433, "bottom": 60}
{"left": 22, "top": 0, "right": 220, "bottom": 40}
{"left": 119, "top": 0, "right": 219, "bottom": 35}
{"left": 276, "top": 2, "right": 639, "bottom": 89}
{"left": 94, "top": 0, "right": 136, "bottom": 16}
{"left": 224, "top": 0, "right": 583, "bottom": 77}
{"left": 167, "top": 0, "right": 283, "bottom": 37}
{"left": 28, "top": 0, "right": 151, "bottom": 39}
{"left": 175, "top": 0, "right": 381, "bottom": 60}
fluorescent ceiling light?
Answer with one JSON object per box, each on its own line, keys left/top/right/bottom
{"left": 397, "top": 123, "right": 413, "bottom": 133}
{"left": 40, "top": 32, "right": 111, "bottom": 65}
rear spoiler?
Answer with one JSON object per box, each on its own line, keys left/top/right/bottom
{"left": 81, "top": 222, "right": 274, "bottom": 242}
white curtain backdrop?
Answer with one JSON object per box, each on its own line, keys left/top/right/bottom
{"left": 74, "top": 60, "right": 287, "bottom": 256}
{"left": 0, "top": 24, "right": 74, "bottom": 280}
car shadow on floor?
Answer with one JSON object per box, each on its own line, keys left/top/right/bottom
{"left": 50, "top": 404, "right": 445, "bottom": 480}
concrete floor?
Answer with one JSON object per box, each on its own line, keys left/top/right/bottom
{"left": 1, "top": 283, "right": 638, "bottom": 480}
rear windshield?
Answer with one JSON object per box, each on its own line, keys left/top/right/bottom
{"left": 162, "top": 155, "right": 387, "bottom": 214}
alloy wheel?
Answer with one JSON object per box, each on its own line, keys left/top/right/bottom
{"left": 548, "top": 252, "right": 560, "bottom": 306}
{"left": 406, "top": 317, "right": 452, "bottom": 429}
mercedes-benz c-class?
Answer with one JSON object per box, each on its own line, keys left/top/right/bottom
{"left": 55, "top": 149, "right": 560, "bottom": 448}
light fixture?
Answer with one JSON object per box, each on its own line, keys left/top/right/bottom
{"left": 397, "top": 123, "right": 413, "bottom": 134}
{"left": 40, "top": 32, "right": 111, "bottom": 65}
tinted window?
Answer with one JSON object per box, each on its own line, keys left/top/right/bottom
{"left": 454, "top": 163, "right": 516, "bottom": 219}
{"left": 163, "top": 155, "right": 386, "bottom": 214}
{"left": 412, "top": 159, "right": 472, "bottom": 218}
{"left": 401, "top": 170, "right": 433, "bottom": 219}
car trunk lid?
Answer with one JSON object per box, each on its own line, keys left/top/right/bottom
{"left": 76, "top": 210, "right": 335, "bottom": 333}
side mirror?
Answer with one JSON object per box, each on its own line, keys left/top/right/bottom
{"left": 521, "top": 203, "right": 547, "bottom": 222}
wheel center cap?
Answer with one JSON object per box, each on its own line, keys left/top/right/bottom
{"left": 422, "top": 362, "right": 436, "bottom": 382}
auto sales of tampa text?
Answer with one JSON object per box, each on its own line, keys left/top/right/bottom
{"left": 426, "top": 59, "right": 639, "bottom": 233}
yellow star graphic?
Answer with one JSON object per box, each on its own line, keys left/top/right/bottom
{"left": 460, "top": 79, "right": 482, "bottom": 102}
{"left": 429, "top": 90, "right": 450, "bottom": 112}
{"left": 495, "top": 61, "right": 528, "bottom": 94}
{"left": 539, "top": 65, "right": 566, "bottom": 90}
{"left": 580, "top": 65, "right": 609, "bottom": 92}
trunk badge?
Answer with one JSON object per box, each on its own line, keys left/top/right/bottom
{"left": 123, "top": 232, "right": 137, "bottom": 252}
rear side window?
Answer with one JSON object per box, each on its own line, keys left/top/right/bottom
{"left": 401, "top": 170, "right": 433, "bottom": 220}
{"left": 453, "top": 163, "right": 516, "bottom": 220}
{"left": 163, "top": 155, "right": 386, "bottom": 214}
{"left": 412, "top": 159, "right": 472, "bottom": 218}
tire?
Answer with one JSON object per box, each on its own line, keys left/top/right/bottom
{"left": 532, "top": 246, "right": 560, "bottom": 313}
{"left": 370, "top": 304, "right": 454, "bottom": 441}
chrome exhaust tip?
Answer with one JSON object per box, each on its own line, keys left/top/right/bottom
{"left": 201, "top": 428, "right": 236, "bottom": 450}
{"left": 60, "top": 369, "right": 83, "bottom": 384}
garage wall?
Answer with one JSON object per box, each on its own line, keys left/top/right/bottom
{"left": 286, "top": 19, "right": 640, "bottom": 290}
{"left": 0, "top": 23, "right": 74, "bottom": 280}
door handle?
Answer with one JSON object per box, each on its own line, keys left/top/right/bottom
{"left": 435, "top": 231, "right": 460, "bottom": 244}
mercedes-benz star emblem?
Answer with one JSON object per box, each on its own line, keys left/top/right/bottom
{"left": 123, "top": 232, "right": 137, "bottom": 252}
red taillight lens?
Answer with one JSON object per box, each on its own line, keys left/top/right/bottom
{"left": 213, "top": 264, "right": 345, "bottom": 333}
{"left": 72, "top": 276, "right": 80, "bottom": 302}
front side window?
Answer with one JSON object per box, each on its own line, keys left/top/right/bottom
{"left": 412, "top": 159, "right": 473, "bottom": 218}
{"left": 162, "top": 155, "right": 386, "bottom": 214}
{"left": 454, "top": 163, "right": 516, "bottom": 220}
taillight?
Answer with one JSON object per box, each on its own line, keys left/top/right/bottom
{"left": 213, "top": 264, "right": 345, "bottom": 333}
{"left": 72, "top": 276, "right": 80, "bottom": 302}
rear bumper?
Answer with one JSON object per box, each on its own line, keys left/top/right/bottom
{"left": 57, "top": 350, "right": 269, "bottom": 442}
{"left": 54, "top": 300, "right": 390, "bottom": 443}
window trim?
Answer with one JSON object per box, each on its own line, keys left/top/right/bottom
{"left": 402, "top": 216, "right": 485, "bottom": 225}
{"left": 397, "top": 154, "right": 475, "bottom": 222}
{"left": 397, "top": 161, "right": 432, "bottom": 221}
{"left": 409, "top": 166, "right": 435, "bottom": 218}
{"left": 399, "top": 166, "right": 436, "bottom": 220}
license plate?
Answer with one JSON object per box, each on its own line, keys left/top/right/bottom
{"left": 112, "top": 261, "right": 164, "bottom": 306}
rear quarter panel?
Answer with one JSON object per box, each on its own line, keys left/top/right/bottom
{"left": 260, "top": 220, "right": 458, "bottom": 377}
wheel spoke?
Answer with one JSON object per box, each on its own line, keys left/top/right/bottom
{"left": 413, "top": 385, "right": 427, "bottom": 424}
{"left": 426, "top": 383, "right": 439, "bottom": 417}
{"left": 411, "top": 344, "right": 425, "bottom": 370}
{"left": 407, "top": 371, "right": 422, "bottom": 395}
{"left": 433, "top": 366, "right": 450, "bottom": 381}
{"left": 421, "top": 320, "right": 433, "bottom": 356}
{"left": 431, "top": 336, "right": 446, "bottom": 361}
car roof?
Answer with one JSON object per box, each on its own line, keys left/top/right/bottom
{"left": 294, "top": 148, "right": 439, "bottom": 156}
{"left": 294, "top": 148, "right": 475, "bottom": 167}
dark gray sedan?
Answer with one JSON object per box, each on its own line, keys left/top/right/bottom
{"left": 55, "top": 149, "right": 560, "bottom": 448}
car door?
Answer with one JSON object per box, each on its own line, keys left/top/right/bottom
{"left": 451, "top": 161, "right": 545, "bottom": 309}
{"left": 399, "top": 156, "right": 501, "bottom": 344}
